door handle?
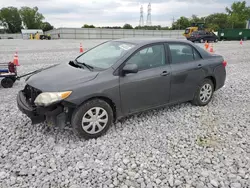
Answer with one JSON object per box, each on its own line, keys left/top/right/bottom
{"left": 161, "top": 71, "right": 169, "bottom": 76}
{"left": 195, "top": 64, "right": 202, "bottom": 70}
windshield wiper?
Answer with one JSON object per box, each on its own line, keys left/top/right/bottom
{"left": 74, "top": 59, "right": 94, "bottom": 71}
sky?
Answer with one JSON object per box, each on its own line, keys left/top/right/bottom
{"left": 0, "top": 0, "right": 245, "bottom": 28}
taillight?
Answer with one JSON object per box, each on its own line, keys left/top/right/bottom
{"left": 222, "top": 61, "right": 227, "bottom": 67}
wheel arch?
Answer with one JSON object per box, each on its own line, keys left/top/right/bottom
{"left": 204, "top": 76, "right": 216, "bottom": 90}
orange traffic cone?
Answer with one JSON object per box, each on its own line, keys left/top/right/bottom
{"left": 13, "top": 51, "right": 19, "bottom": 66}
{"left": 80, "top": 43, "right": 84, "bottom": 53}
{"left": 205, "top": 41, "right": 209, "bottom": 50}
{"left": 209, "top": 44, "right": 214, "bottom": 53}
{"left": 240, "top": 39, "right": 243, "bottom": 45}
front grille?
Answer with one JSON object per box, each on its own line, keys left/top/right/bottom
{"left": 23, "top": 85, "right": 42, "bottom": 107}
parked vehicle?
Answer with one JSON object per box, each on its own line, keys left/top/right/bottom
{"left": 183, "top": 22, "right": 213, "bottom": 38}
{"left": 17, "top": 39, "right": 227, "bottom": 139}
{"left": 39, "top": 34, "right": 51, "bottom": 40}
{"left": 187, "top": 31, "right": 219, "bottom": 43}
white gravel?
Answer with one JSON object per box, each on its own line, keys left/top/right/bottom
{"left": 0, "top": 39, "right": 250, "bottom": 188}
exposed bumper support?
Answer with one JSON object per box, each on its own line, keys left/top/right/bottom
{"left": 17, "top": 91, "right": 66, "bottom": 125}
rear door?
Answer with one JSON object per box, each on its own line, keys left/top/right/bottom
{"left": 166, "top": 42, "right": 205, "bottom": 103}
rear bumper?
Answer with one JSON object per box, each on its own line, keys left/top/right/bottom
{"left": 214, "top": 65, "right": 226, "bottom": 91}
{"left": 17, "top": 91, "right": 65, "bottom": 125}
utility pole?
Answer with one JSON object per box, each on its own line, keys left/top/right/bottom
{"left": 172, "top": 16, "right": 175, "bottom": 29}
{"left": 139, "top": 5, "right": 144, "bottom": 26}
{"left": 146, "top": 3, "right": 152, "bottom": 26}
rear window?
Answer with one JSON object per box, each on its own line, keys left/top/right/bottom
{"left": 169, "top": 43, "right": 200, "bottom": 64}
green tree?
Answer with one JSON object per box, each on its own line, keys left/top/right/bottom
{"left": 0, "top": 7, "right": 22, "bottom": 33}
{"left": 19, "top": 6, "right": 44, "bottom": 29}
{"left": 123, "top": 23, "right": 133, "bottom": 29}
{"left": 190, "top": 15, "right": 204, "bottom": 23}
{"left": 205, "top": 13, "right": 230, "bottom": 30}
{"left": 82, "top": 24, "right": 95, "bottom": 28}
{"left": 226, "top": 1, "right": 250, "bottom": 28}
{"left": 172, "top": 16, "right": 191, "bottom": 30}
{"left": 41, "top": 22, "right": 54, "bottom": 31}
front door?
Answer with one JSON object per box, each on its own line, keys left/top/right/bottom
{"left": 167, "top": 42, "right": 205, "bottom": 103}
{"left": 119, "top": 43, "right": 171, "bottom": 115}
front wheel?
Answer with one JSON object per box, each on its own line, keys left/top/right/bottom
{"left": 192, "top": 79, "right": 214, "bottom": 106}
{"left": 71, "top": 99, "right": 114, "bottom": 139}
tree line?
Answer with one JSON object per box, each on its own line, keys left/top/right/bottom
{"left": 0, "top": 6, "right": 54, "bottom": 33}
{"left": 172, "top": 1, "right": 250, "bottom": 31}
{"left": 83, "top": 1, "right": 250, "bottom": 31}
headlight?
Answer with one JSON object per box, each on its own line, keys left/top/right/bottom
{"left": 34, "top": 91, "right": 72, "bottom": 107}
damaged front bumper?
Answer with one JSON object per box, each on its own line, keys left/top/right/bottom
{"left": 17, "top": 90, "right": 68, "bottom": 126}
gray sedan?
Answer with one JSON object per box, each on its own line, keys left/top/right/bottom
{"left": 17, "top": 38, "right": 227, "bottom": 139}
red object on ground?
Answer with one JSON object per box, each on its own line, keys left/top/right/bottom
{"left": 209, "top": 44, "right": 214, "bottom": 53}
{"left": 13, "top": 51, "right": 19, "bottom": 66}
{"left": 80, "top": 43, "right": 84, "bottom": 53}
{"left": 8, "top": 62, "right": 16, "bottom": 72}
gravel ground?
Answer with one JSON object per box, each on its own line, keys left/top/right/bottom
{"left": 0, "top": 39, "right": 250, "bottom": 188}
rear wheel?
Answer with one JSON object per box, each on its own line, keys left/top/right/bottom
{"left": 1, "top": 78, "right": 14, "bottom": 88}
{"left": 192, "top": 79, "right": 214, "bottom": 106}
{"left": 71, "top": 99, "right": 114, "bottom": 139}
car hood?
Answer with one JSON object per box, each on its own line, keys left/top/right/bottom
{"left": 26, "top": 62, "right": 99, "bottom": 91}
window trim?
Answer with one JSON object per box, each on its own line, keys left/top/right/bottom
{"left": 165, "top": 42, "right": 203, "bottom": 65}
{"left": 117, "top": 42, "right": 169, "bottom": 75}
{"left": 192, "top": 46, "right": 202, "bottom": 60}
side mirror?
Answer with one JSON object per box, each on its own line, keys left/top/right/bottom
{"left": 122, "top": 64, "right": 138, "bottom": 75}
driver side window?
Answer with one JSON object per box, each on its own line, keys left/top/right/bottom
{"left": 126, "top": 44, "right": 165, "bottom": 71}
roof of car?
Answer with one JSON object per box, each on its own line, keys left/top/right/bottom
{"left": 112, "top": 38, "right": 192, "bottom": 45}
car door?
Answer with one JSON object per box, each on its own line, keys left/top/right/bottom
{"left": 210, "top": 32, "right": 218, "bottom": 41}
{"left": 119, "top": 43, "right": 171, "bottom": 115}
{"left": 166, "top": 42, "right": 205, "bottom": 103}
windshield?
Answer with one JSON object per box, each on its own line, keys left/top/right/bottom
{"left": 184, "top": 29, "right": 190, "bottom": 34}
{"left": 76, "top": 41, "right": 136, "bottom": 70}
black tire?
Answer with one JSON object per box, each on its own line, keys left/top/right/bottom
{"left": 192, "top": 79, "right": 214, "bottom": 106}
{"left": 71, "top": 99, "right": 114, "bottom": 139}
{"left": 1, "top": 78, "right": 14, "bottom": 88}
